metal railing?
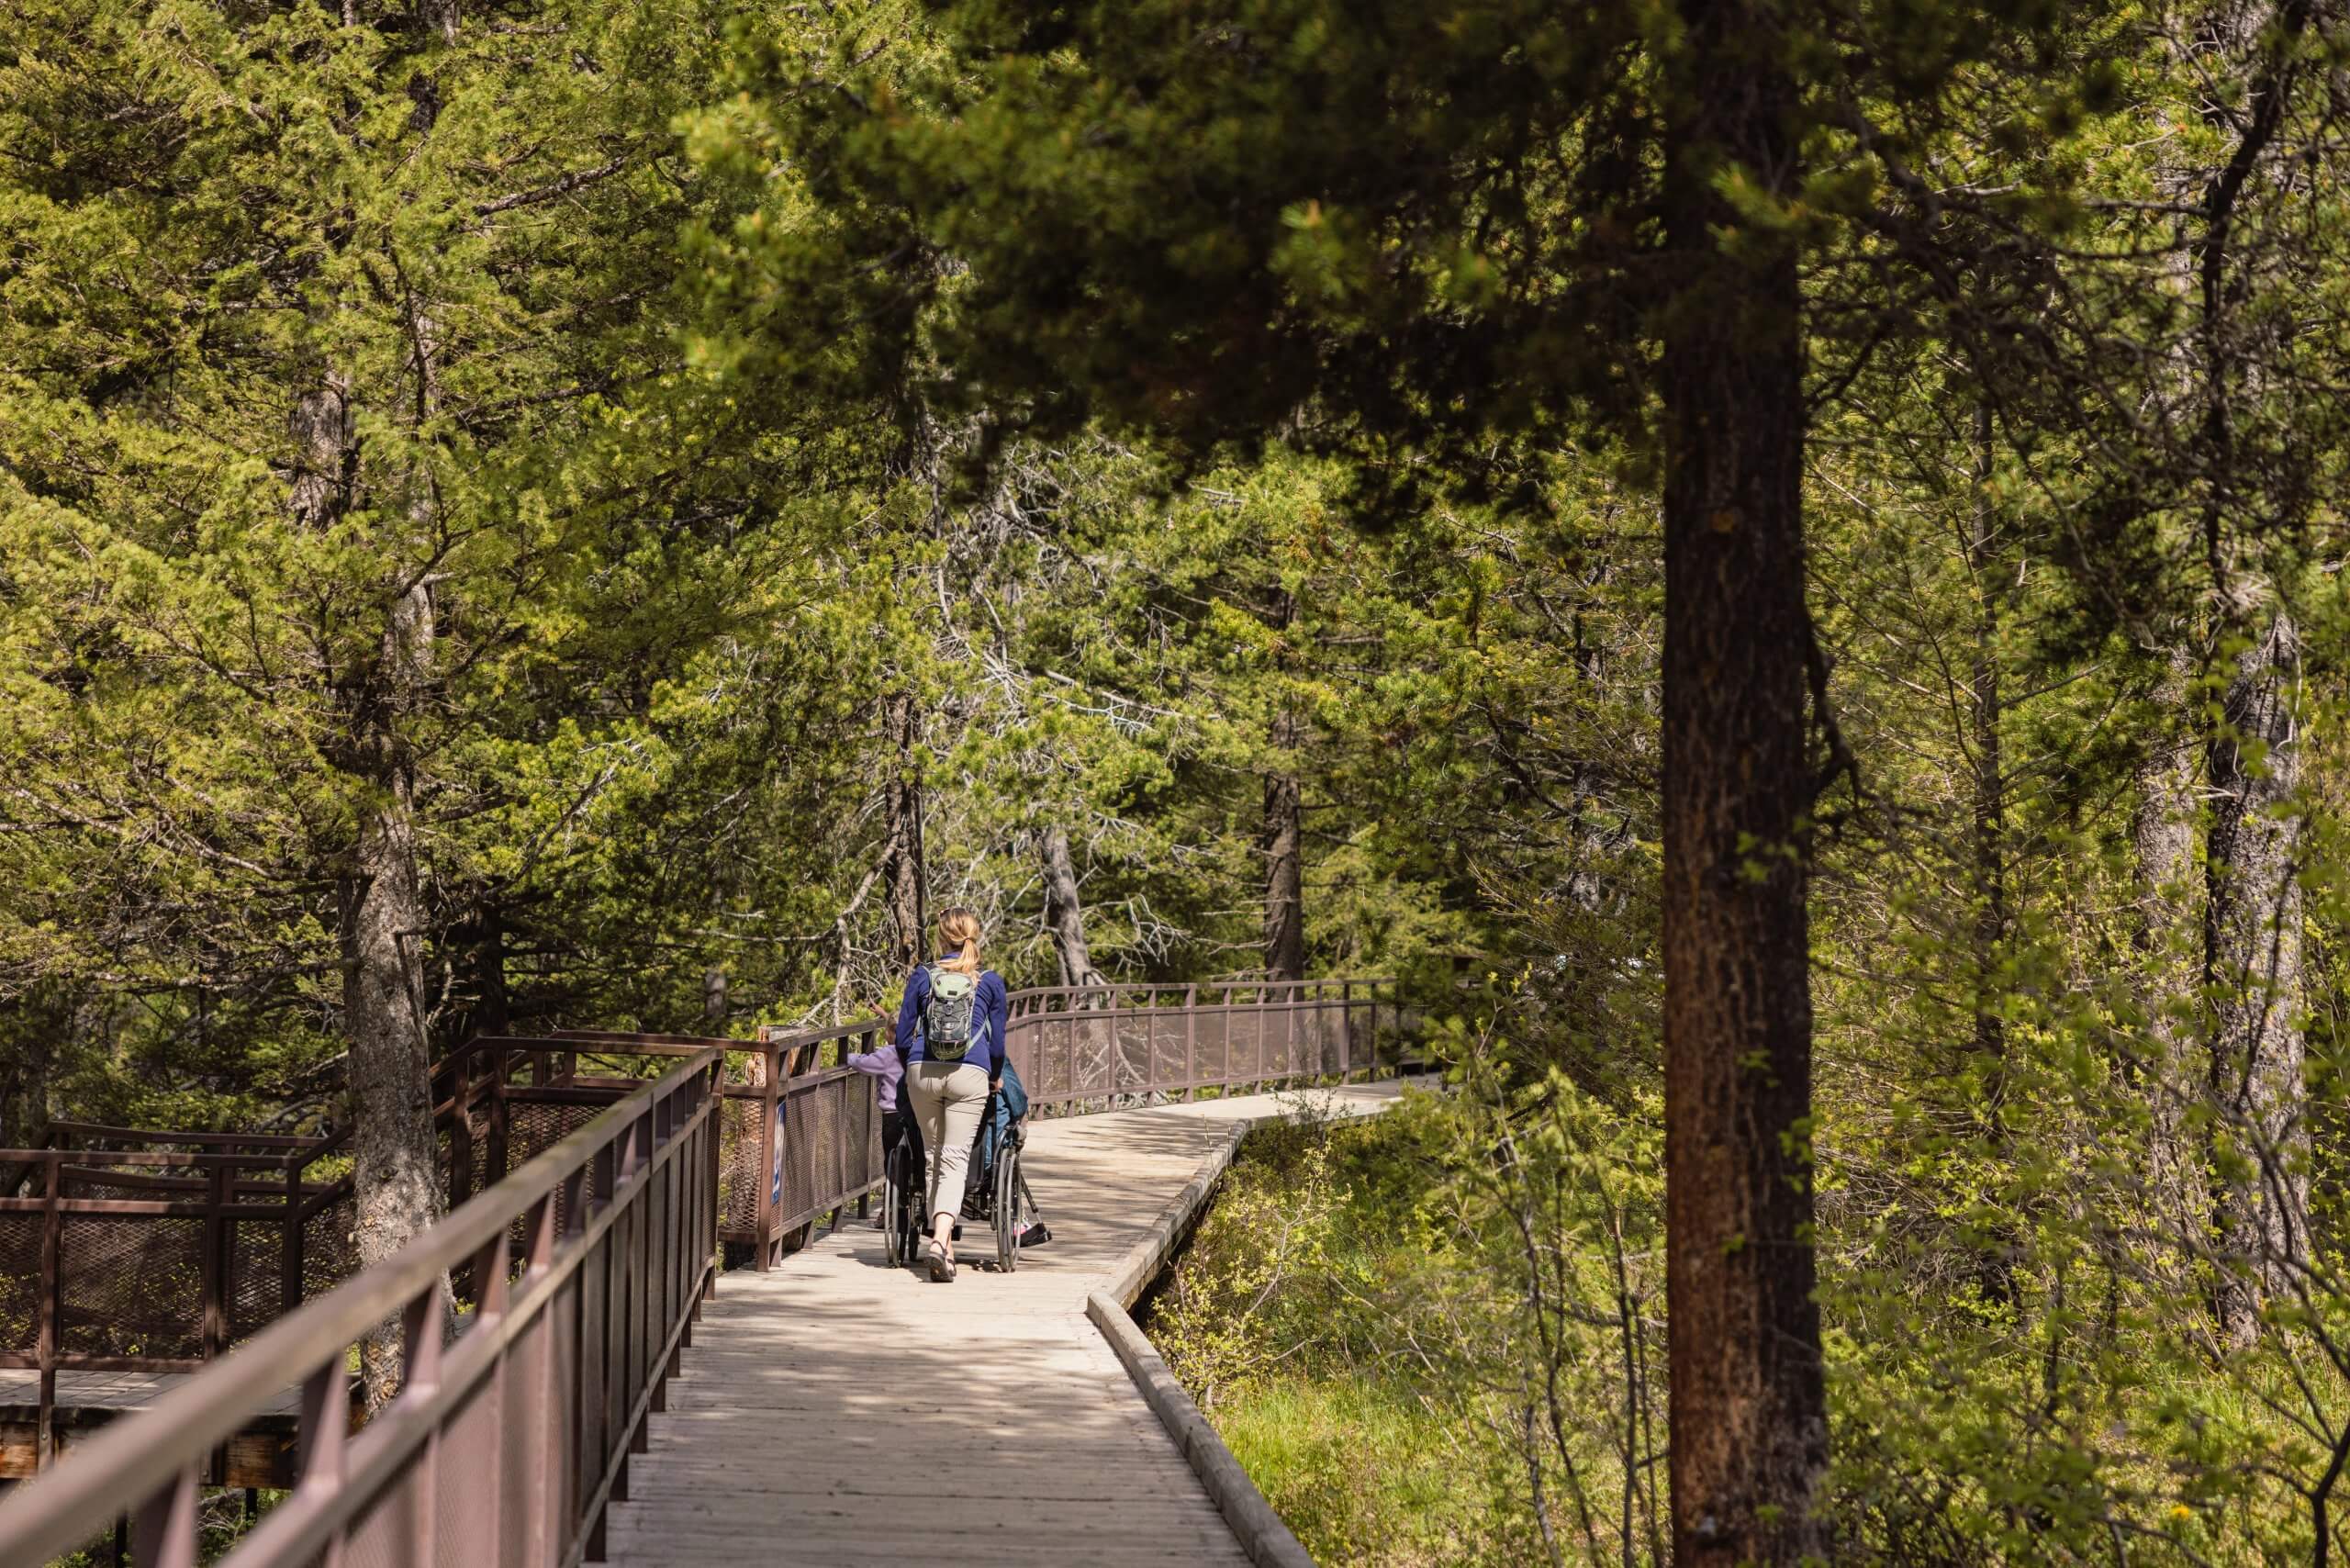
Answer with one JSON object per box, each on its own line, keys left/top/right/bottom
{"left": 0, "top": 1050, "right": 722, "bottom": 1568}
{"left": 546, "top": 1021, "right": 890, "bottom": 1271}
{"left": 1003, "top": 976, "right": 1399, "bottom": 1107}
{"left": 0, "top": 1125, "right": 362, "bottom": 1483}
{"left": 0, "top": 1025, "right": 893, "bottom": 1473}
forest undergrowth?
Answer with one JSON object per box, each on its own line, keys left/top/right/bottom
{"left": 1151, "top": 1036, "right": 2350, "bottom": 1568}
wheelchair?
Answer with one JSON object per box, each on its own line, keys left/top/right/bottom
{"left": 884, "top": 1091, "right": 1045, "bottom": 1273}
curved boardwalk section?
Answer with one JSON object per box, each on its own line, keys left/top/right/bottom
{"left": 602, "top": 1083, "right": 1400, "bottom": 1566}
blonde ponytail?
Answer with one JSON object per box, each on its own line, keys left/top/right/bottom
{"left": 936, "top": 907, "right": 983, "bottom": 977}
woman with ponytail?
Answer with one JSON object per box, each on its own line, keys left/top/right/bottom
{"left": 893, "top": 907, "right": 1008, "bottom": 1282}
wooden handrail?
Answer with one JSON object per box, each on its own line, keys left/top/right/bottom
{"left": 0, "top": 1049, "right": 722, "bottom": 1568}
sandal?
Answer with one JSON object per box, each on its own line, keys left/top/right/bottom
{"left": 923, "top": 1238, "right": 956, "bottom": 1282}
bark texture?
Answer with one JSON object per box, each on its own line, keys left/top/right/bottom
{"left": 2205, "top": 594, "right": 2306, "bottom": 1342}
{"left": 454, "top": 905, "right": 511, "bottom": 1039}
{"left": 1961, "top": 397, "right": 2020, "bottom": 1305}
{"left": 2134, "top": 646, "right": 2204, "bottom": 1242}
{"left": 1657, "top": 4, "right": 1827, "bottom": 1559}
{"left": 1260, "top": 581, "right": 1306, "bottom": 983}
{"left": 1261, "top": 704, "right": 1306, "bottom": 983}
{"left": 882, "top": 689, "right": 927, "bottom": 972}
{"left": 1038, "top": 824, "right": 1106, "bottom": 989}
{"left": 293, "top": 349, "right": 443, "bottom": 1412}
{"left": 2181, "top": 0, "right": 2314, "bottom": 1345}
{"left": 1966, "top": 398, "right": 2009, "bottom": 1075}
{"left": 341, "top": 577, "right": 442, "bottom": 1412}
{"left": 0, "top": 991, "right": 61, "bottom": 1196}
{"left": 287, "top": 380, "right": 352, "bottom": 531}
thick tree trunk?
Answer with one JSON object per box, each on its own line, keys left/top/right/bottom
{"left": 293, "top": 368, "right": 444, "bottom": 1411}
{"left": 1259, "top": 582, "right": 1306, "bottom": 983}
{"left": 2134, "top": 647, "right": 2204, "bottom": 1243}
{"left": 882, "top": 689, "right": 927, "bottom": 972}
{"left": 2179, "top": 0, "right": 2312, "bottom": 1341}
{"left": 2205, "top": 594, "right": 2306, "bottom": 1343}
{"left": 1966, "top": 398, "right": 2009, "bottom": 1073}
{"left": 1261, "top": 707, "right": 1305, "bottom": 983}
{"left": 341, "top": 578, "right": 442, "bottom": 1412}
{"left": 1657, "top": 5, "right": 1827, "bottom": 1561}
{"left": 1961, "top": 397, "right": 2020, "bottom": 1306}
{"left": 455, "top": 905, "right": 510, "bottom": 1040}
{"left": 287, "top": 380, "right": 351, "bottom": 530}
{"left": 1038, "top": 824, "right": 1106, "bottom": 989}
{"left": 0, "top": 991, "right": 60, "bottom": 1195}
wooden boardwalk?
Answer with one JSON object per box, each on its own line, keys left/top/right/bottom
{"left": 602, "top": 1082, "right": 1400, "bottom": 1566}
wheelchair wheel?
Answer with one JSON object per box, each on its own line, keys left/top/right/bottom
{"left": 994, "top": 1133, "right": 1036, "bottom": 1272}
{"left": 884, "top": 1137, "right": 921, "bottom": 1267}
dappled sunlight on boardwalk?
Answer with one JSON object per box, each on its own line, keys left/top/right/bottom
{"left": 603, "top": 1083, "right": 1401, "bottom": 1566}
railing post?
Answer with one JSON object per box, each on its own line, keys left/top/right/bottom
{"left": 1183, "top": 984, "right": 1198, "bottom": 1102}
{"left": 282, "top": 1159, "right": 305, "bottom": 1317}
{"left": 1259, "top": 980, "right": 1272, "bottom": 1090}
{"left": 201, "top": 1164, "right": 229, "bottom": 1361}
{"left": 584, "top": 1137, "right": 617, "bottom": 1556}
{"left": 451, "top": 1068, "right": 476, "bottom": 1213}
{"left": 487, "top": 1047, "right": 512, "bottom": 1186}
{"left": 400, "top": 1282, "right": 445, "bottom": 1556}
{"left": 695, "top": 1062, "right": 714, "bottom": 1306}
{"left": 524, "top": 1190, "right": 560, "bottom": 1566}
{"left": 131, "top": 1464, "right": 200, "bottom": 1568}
{"left": 1340, "top": 980, "right": 1354, "bottom": 1079}
{"left": 35, "top": 1150, "right": 60, "bottom": 1472}
{"left": 296, "top": 1358, "right": 349, "bottom": 1502}
{"left": 754, "top": 1045, "right": 778, "bottom": 1271}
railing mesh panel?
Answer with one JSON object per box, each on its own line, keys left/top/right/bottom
{"left": 0, "top": 1213, "right": 38, "bottom": 1350}
{"left": 499, "top": 1318, "right": 545, "bottom": 1563}
{"left": 510, "top": 1102, "right": 594, "bottom": 1170}
{"left": 1077, "top": 1014, "right": 1114, "bottom": 1097}
{"left": 59, "top": 1215, "right": 203, "bottom": 1359}
{"left": 1115, "top": 1011, "right": 1148, "bottom": 1093}
{"left": 1153, "top": 1015, "right": 1186, "bottom": 1092}
{"left": 717, "top": 1094, "right": 761, "bottom": 1238}
{"left": 1196, "top": 1010, "right": 1228, "bottom": 1083}
{"left": 433, "top": 1380, "right": 500, "bottom": 1564}
{"left": 1228, "top": 1009, "right": 1264, "bottom": 1083}
{"left": 229, "top": 1216, "right": 281, "bottom": 1343}
{"left": 503, "top": 1101, "right": 603, "bottom": 1258}
{"left": 344, "top": 1476, "right": 420, "bottom": 1568}
{"left": 304, "top": 1193, "right": 359, "bottom": 1304}
{"left": 468, "top": 1114, "right": 494, "bottom": 1202}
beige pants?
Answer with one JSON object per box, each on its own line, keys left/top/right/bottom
{"left": 907, "top": 1061, "right": 990, "bottom": 1226}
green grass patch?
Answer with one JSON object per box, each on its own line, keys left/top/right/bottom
{"left": 1214, "top": 1376, "right": 1503, "bottom": 1566}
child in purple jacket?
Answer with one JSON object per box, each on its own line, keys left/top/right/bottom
{"left": 846, "top": 1035, "right": 909, "bottom": 1147}
{"left": 846, "top": 1034, "right": 912, "bottom": 1228}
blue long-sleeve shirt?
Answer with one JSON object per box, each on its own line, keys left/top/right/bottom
{"left": 894, "top": 960, "right": 1010, "bottom": 1080}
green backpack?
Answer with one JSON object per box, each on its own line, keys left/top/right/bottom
{"left": 922, "top": 964, "right": 979, "bottom": 1061}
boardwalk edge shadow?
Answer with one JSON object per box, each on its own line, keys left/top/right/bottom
{"left": 1087, "top": 1092, "right": 1398, "bottom": 1568}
